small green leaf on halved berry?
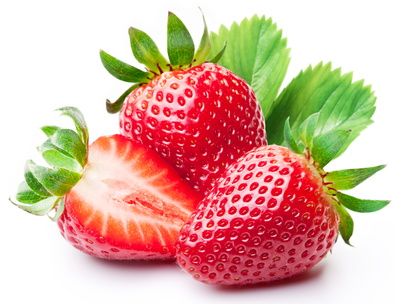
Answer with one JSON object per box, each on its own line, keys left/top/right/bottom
{"left": 129, "top": 27, "right": 170, "bottom": 75}
{"left": 15, "top": 181, "right": 48, "bottom": 204}
{"left": 336, "top": 192, "right": 390, "bottom": 213}
{"left": 13, "top": 106, "right": 90, "bottom": 218}
{"left": 333, "top": 202, "right": 354, "bottom": 246}
{"left": 24, "top": 160, "right": 52, "bottom": 197}
{"left": 56, "top": 107, "right": 89, "bottom": 148}
{"left": 167, "top": 12, "right": 195, "bottom": 67}
{"left": 311, "top": 129, "right": 351, "bottom": 168}
{"left": 27, "top": 163, "right": 81, "bottom": 196}
{"left": 100, "top": 50, "right": 151, "bottom": 83}
{"left": 39, "top": 140, "right": 82, "bottom": 172}
{"left": 47, "top": 197, "right": 65, "bottom": 222}
{"left": 326, "top": 165, "right": 386, "bottom": 190}
{"left": 11, "top": 196, "right": 61, "bottom": 216}
{"left": 41, "top": 126, "right": 61, "bottom": 137}
{"left": 106, "top": 83, "right": 141, "bottom": 114}
{"left": 49, "top": 129, "right": 86, "bottom": 167}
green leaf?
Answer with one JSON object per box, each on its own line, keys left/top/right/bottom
{"left": 298, "top": 113, "right": 319, "bottom": 150}
{"left": 56, "top": 107, "right": 89, "bottom": 148}
{"left": 336, "top": 192, "right": 390, "bottom": 213}
{"left": 209, "top": 42, "right": 226, "bottom": 64}
{"left": 100, "top": 50, "right": 151, "bottom": 83}
{"left": 50, "top": 129, "right": 86, "bottom": 167}
{"left": 283, "top": 117, "right": 302, "bottom": 154}
{"left": 41, "top": 126, "right": 60, "bottom": 137}
{"left": 129, "top": 27, "right": 170, "bottom": 74}
{"left": 12, "top": 106, "right": 90, "bottom": 218}
{"left": 106, "top": 83, "right": 140, "bottom": 114}
{"left": 10, "top": 196, "right": 61, "bottom": 216}
{"left": 39, "top": 139, "right": 82, "bottom": 172}
{"left": 15, "top": 181, "right": 47, "bottom": 204}
{"left": 24, "top": 160, "right": 52, "bottom": 197}
{"left": 326, "top": 165, "right": 386, "bottom": 190}
{"left": 333, "top": 201, "right": 354, "bottom": 246}
{"left": 266, "top": 62, "right": 376, "bottom": 151}
{"left": 28, "top": 162, "right": 81, "bottom": 196}
{"left": 311, "top": 129, "right": 351, "bottom": 168}
{"left": 194, "top": 10, "right": 211, "bottom": 66}
{"left": 48, "top": 197, "right": 65, "bottom": 221}
{"left": 210, "top": 15, "right": 290, "bottom": 116}
{"left": 167, "top": 12, "right": 195, "bottom": 67}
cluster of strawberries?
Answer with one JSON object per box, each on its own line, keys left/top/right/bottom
{"left": 11, "top": 12, "right": 389, "bottom": 286}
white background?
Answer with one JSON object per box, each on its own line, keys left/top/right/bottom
{"left": 1, "top": 0, "right": 394, "bottom": 303}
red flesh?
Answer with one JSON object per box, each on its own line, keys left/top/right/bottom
{"left": 58, "top": 134, "right": 202, "bottom": 260}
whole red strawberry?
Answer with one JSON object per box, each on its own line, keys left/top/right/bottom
{"left": 100, "top": 12, "right": 267, "bottom": 194}
{"left": 175, "top": 129, "right": 390, "bottom": 285}
{"left": 11, "top": 107, "right": 201, "bottom": 260}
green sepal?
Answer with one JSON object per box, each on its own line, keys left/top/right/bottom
{"left": 48, "top": 197, "right": 65, "bottom": 222}
{"left": 283, "top": 117, "right": 302, "bottom": 154}
{"left": 13, "top": 106, "right": 89, "bottom": 219}
{"left": 48, "top": 128, "right": 86, "bottom": 168}
{"left": 194, "top": 10, "right": 211, "bottom": 66}
{"left": 41, "top": 126, "right": 61, "bottom": 137}
{"left": 39, "top": 139, "right": 82, "bottom": 172}
{"left": 12, "top": 182, "right": 64, "bottom": 219}
{"left": 326, "top": 165, "right": 386, "bottom": 190}
{"left": 15, "top": 181, "right": 48, "bottom": 204}
{"left": 56, "top": 107, "right": 89, "bottom": 148}
{"left": 209, "top": 43, "right": 227, "bottom": 64}
{"left": 129, "top": 27, "right": 170, "bottom": 74}
{"left": 333, "top": 201, "right": 354, "bottom": 246}
{"left": 298, "top": 113, "right": 319, "bottom": 150}
{"left": 106, "top": 83, "right": 141, "bottom": 114}
{"left": 167, "top": 12, "right": 195, "bottom": 67}
{"left": 100, "top": 50, "right": 151, "bottom": 83}
{"left": 336, "top": 192, "right": 390, "bottom": 213}
{"left": 10, "top": 196, "right": 62, "bottom": 217}
{"left": 24, "top": 160, "right": 52, "bottom": 197}
{"left": 27, "top": 162, "right": 81, "bottom": 196}
{"left": 311, "top": 129, "right": 351, "bottom": 168}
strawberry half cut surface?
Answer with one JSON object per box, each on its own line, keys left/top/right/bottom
{"left": 11, "top": 107, "right": 201, "bottom": 260}
{"left": 100, "top": 12, "right": 267, "bottom": 195}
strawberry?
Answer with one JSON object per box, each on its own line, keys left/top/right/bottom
{"left": 100, "top": 12, "right": 267, "bottom": 195}
{"left": 175, "top": 125, "right": 390, "bottom": 285}
{"left": 11, "top": 107, "right": 201, "bottom": 260}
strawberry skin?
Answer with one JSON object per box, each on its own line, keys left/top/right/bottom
{"left": 58, "top": 134, "right": 201, "bottom": 260}
{"left": 175, "top": 145, "right": 339, "bottom": 285}
{"left": 120, "top": 62, "right": 267, "bottom": 195}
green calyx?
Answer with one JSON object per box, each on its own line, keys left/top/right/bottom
{"left": 100, "top": 11, "right": 226, "bottom": 114}
{"left": 10, "top": 107, "right": 89, "bottom": 221}
{"left": 284, "top": 114, "right": 390, "bottom": 246}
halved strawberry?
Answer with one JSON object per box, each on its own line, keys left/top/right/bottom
{"left": 11, "top": 107, "right": 201, "bottom": 260}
